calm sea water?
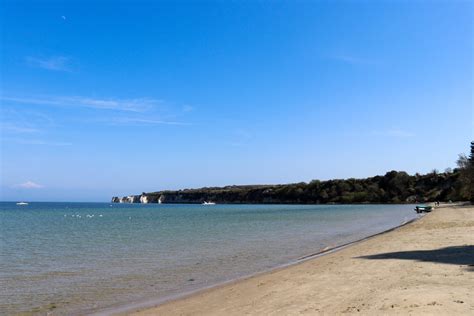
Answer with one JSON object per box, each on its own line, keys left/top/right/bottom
{"left": 0, "top": 202, "right": 417, "bottom": 315}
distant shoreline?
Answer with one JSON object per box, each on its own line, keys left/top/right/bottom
{"left": 112, "top": 169, "right": 461, "bottom": 205}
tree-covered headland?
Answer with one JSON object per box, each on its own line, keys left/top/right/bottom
{"left": 112, "top": 142, "right": 474, "bottom": 204}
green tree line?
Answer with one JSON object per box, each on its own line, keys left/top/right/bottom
{"left": 137, "top": 169, "right": 460, "bottom": 204}
{"left": 113, "top": 142, "right": 474, "bottom": 204}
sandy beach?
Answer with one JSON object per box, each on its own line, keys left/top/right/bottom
{"left": 129, "top": 204, "right": 474, "bottom": 315}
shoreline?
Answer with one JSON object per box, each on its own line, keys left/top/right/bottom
{"left": 95, "top": 209, "right": 424, "bottom": 315}
{"left": 125, "top": 203, "right": 473, "bottom": 315}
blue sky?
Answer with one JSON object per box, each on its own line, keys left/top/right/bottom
{"left": 1, "top": 1, "right": 472, "bottom": 201}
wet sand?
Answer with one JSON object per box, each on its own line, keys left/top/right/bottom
{"left": 128, "top": 204, "right": 474, "bottom": 315}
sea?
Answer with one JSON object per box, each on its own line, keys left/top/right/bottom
{"left": 0, "top": 202, "right": 419, "bottom": 315}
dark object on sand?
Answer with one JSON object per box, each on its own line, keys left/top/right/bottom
{"left": 415, "top": 206, "right": 433, "bottom": 213}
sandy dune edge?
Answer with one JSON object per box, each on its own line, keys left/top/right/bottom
{"left": 127, "top": 204, "right": 474, "bottom": 315}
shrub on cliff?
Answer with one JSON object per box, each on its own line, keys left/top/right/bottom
{"left": 456, "top": 141, "right": 474, "bottom": 202}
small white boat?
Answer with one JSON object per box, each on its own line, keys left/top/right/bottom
{"left": 16, "top": 202, "right": 28, "bottom": 206}
{"left": 202, "top": 201, "right": 216, "bottom": 205}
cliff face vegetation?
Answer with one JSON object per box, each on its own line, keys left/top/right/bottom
{"left": 456, "top": 141, "right": 474, "bottom": 202}
{"left": 112, "top": 169, "right": 462, "bottom": 204}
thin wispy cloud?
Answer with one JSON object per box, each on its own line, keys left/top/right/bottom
{"left": 14, "top": 181, "right": 44, "bottom": 189}
{"left": 2, "top": 96, "right": 161, "bottom": 112}
{"left": 1, "top": 109, "right": 55, "bottom": 127}
{"left": 2, "top": 137, "right": 72, "bottom": 146}
{"left": 104, "top": 117, "right": 189, "bottom": 126}
{"left": 0, "top": 109, "right": 55, "bottom": 141}
{"left": 0, "top": 123, "right": 41, "bottom": 133}
{"left": 26, "top": 56, "right": 72, "bottom": 71}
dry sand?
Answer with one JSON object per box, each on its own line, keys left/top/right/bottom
{"left": 129, "top": 204, "right": 474, "bottom": 315}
